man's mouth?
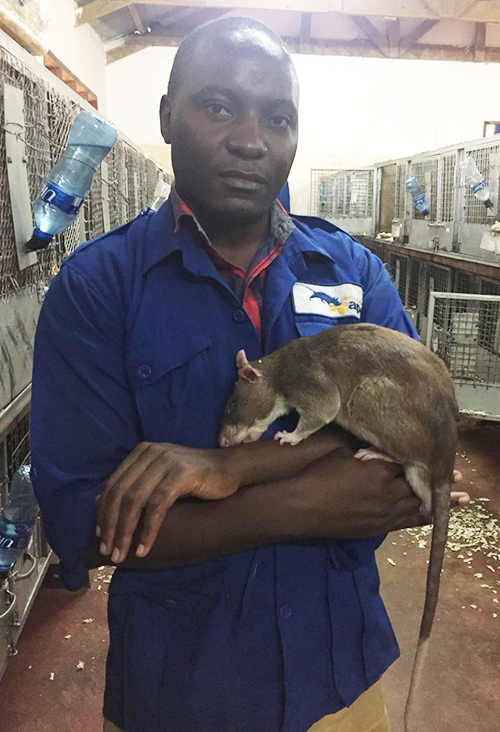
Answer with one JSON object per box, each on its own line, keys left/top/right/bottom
{"left": 219, "top": 170, "right": 267, "bottom": 190}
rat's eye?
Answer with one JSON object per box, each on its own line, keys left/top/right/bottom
{"left": 227, "top": 400, "right": 236, "bottom": 415}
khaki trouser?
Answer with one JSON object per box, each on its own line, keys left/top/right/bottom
{"left": 103, "top": 679, "right": 389, "bottom": 732}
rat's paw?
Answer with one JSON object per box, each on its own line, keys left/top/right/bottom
{"left": 354, "top": 448, "right": 394, "bottom": 463}
{"left": 274, "top": 431, "right": 302, "bottom": 446}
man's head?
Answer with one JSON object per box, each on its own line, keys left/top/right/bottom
{"left": 160, "top": 17, "right": 299, "bottom": 227}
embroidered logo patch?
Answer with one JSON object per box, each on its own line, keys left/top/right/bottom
{"left": 293, "top": 282, "right": 363, "bottom": 319}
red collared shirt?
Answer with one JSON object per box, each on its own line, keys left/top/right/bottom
{"left": 170, "top": 186, "right": 292, "bottom": 338}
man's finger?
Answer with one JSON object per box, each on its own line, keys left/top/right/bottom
{"left": 109, "top": 499, "right": 146, "bottom": 563}
{"left": 450, "top": 491, "right": 470, "bottom": 509}
{"left": 136, "top": 479, "right": 187, "bottom": 558}
{"left": 104, "top": 442, "right": 151, "bottom": 491}
{"left": 97, "top": 447, "right": 167, "bottom": 552}
{"left": 111, "top": 471, "right": 186, "bottom": 563}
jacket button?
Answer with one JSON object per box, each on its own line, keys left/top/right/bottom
{"left": 138, "top": 364, "right": 152, "bottom": 379}
{"left": 279, "top": 604, "right": 292, "bottom": 619}
{"left": 233, "top": 309, "right": 245, "bottom": 323}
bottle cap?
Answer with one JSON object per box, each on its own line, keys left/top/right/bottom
{"left": 25, "top": 228, "right": 53, "bottom": 251}
{"left": 484, "top": 198, "right": 494, "bottom": 210}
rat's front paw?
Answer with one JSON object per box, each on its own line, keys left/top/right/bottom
{"left": 354, "top": 448, "right": 394, "bottom": 463}
{"left": 274, "top": 430, "right": 302, "bottom": 446}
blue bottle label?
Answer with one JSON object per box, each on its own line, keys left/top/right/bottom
{"left": 471, "top": 180, "right": 486, "bottom": 194}
{"left": 0, "top": 533, "right": 28, "bottom": 551}
{"left": 40, "top": 182, "right": 84, "bottom": 215}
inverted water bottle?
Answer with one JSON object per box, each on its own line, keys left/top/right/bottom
{"left": 149, "top": 180, "right": 171, "bottom": 212}
{"left": 26, "top": 110, "right": 118, "bottom": 251}
{"left": 459, "top": 156, "right": 493, "bottom": 209}
{"left": 406, "top": 177, "right": 429, "bottom": 216}
{"left": 0, "top": 465, "right": 38, "bottom": 575}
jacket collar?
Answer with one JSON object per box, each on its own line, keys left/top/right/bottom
{"left": 142, "top": 197, "right": 337, "bottom": 277}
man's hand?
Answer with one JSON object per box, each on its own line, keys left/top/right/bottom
{"left": 96, "top": 442, "right": 241, "bottom": 564}
{"left": 95, "top": 427, "right": 360, "bottom": 565}
{"left": 292, "top": 450, "right": 469, "bottom": 539}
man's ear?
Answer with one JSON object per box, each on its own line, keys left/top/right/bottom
{"left": 160, "top": 95, "right": 172, "bottom": 144}
{"left": 236, "top": 349, "right": 262, "bottom": 383}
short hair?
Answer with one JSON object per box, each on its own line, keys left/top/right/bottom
{"left": 167, "top": 16, "right": 292, "bottom": 100}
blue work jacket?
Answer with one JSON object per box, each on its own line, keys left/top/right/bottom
{"left": 31, "top": 198, "right": 417, "bottom": 732}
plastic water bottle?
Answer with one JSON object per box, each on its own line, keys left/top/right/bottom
{"left": 406, "top": 177, "right": 429, "bottom": 216}
{"left": 26, "top": 110, "right": 118, "bottom": 251}
{"left": 149, "top": 180, "right": 171, "bottom": 212}
{"left": 459, "top": 156, "right": 493, "bottom": 209}
{"left": 0, "top": 465, "right": 39, "bottom": 575}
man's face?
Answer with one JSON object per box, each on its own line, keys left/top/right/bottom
{"left": 161, "top": 30, "right": 299, "bottom": 225}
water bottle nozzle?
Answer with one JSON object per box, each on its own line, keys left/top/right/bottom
{"left": 25, "top": 228, "right": 53, "bottom": 252}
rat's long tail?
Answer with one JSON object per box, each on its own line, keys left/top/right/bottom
{"left": 404, "top": 479, "right": 451, "bottom": 732}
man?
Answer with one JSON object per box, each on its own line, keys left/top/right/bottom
{"left": 30, "top": 17, "right": 467, "bottom": 732}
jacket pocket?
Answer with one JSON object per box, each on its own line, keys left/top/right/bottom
{"left": 112, "top": 570, "right": 245, "bottom": 732}
{"left": 127, "top": 334, "right": 216, "bottom": 446}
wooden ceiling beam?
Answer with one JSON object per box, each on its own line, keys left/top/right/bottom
{"left": 129, "top": 4, "right": 146, "bottom": 34}
{"left": 156, "top": 6, "right": 206, "bottom": 29}
{"left": 107, "top": 32, "right": 500, "bottom": 64}
{"left": 78, "top": 1, "right": 500, "bottom": 26}
{"left": 76, "top": 1, "right": 133, "bottom": 26}
{"left": 400, "top": 18, "right": 439, "bottom": 50}
{"left": 299, "top": 12, "right": 312, "bottom": 53}
{"left": 474, "top": 21, "right": 487, "bottom": 62}
{"left": 349, "top": 15, "right": 388, "bottom": 55}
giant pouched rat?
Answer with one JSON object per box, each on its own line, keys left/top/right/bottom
{"left": 218, "top": 323, "right": 459, "bottom": 732}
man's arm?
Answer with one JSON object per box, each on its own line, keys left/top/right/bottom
{"left": 95, "top": 425, "right": 362, "bottom": 563}
{"left": 86, "top": 447, "right": 468, "bottom": 571}
{"left": 86, "top": 449, "right": 425, "bottom": 570}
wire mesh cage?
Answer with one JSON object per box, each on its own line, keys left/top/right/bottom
{"left": 311, "top": 169, "right": 374, "bottom": 220}
{"left": 463, "top": 146, "right": 500, "bottom": 225}
{"left": 440, "top": 154, "right": 457, "bottom": 222}
{"left": 310, "top": 168, "right": 338, "bottom": 216}
{"left": 395, "top": 163, "right": 407, "bottom": 221}
{"left": 428, "top": 294, "right": 500, "bottom": 389}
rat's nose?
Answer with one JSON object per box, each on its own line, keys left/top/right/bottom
{"left": 219, "top": 435, "right": 229, "bottom": 448}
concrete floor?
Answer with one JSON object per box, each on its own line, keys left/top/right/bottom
{"left": 1, "top": 424, "right": 499, "bottom": 732}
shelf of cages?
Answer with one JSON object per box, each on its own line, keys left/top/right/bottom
{"left": 317, "top": 134, "right": 500, "bottom": 262}
{"left": 363, "top": 238, "right": 499, "bottom": 334}
{"left": 395, "top": 142, "right": 500, "bottom": 257}
{"left": 0, "top": 33, "right": 174, "bottom": 674}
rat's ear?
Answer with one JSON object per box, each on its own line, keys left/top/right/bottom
{"left": 236, "top": 349, "right": 262, "bottom": 382}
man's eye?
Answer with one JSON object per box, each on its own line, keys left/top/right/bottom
{"left": 206, "top": 103, "right": 232, "bottom": 120}
{"left": 270, "top": 115, "right": 290, "bottom": 128}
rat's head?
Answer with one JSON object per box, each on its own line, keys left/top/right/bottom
{"left": 219, "top": 350, "right": 286, "bottom": 446}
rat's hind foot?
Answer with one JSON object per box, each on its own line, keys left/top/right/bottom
{"left": 274, "top": 430, "right": 304, "bottom": 446}
{"left": 354, "top": 448, "right": 395, "bottom": 463}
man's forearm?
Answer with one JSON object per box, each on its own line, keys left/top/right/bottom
{"left": 121, "top": 478, "right": 307, "bottom": 569}
{"left": 84, "top": 475, "right": 306, "bottom": 570}
{"left": 86, "top": 426, "right": 362, "bottom": 569}
{"left": 224, "top": 424, "right": 361, "bottom": 488}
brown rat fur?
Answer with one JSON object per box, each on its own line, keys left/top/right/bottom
{"left": 219, "top": 323, "right": 458, "bottom": 732}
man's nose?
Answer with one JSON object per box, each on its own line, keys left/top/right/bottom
{"left": 226, "top": 115, "right": 267, "bottom": 159}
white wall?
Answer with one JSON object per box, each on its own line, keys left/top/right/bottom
{"left": 106, "top": 46, "right": 500, "bottom": 214}
{"left": 44, "top": 0, "right": 107, "bottom": 112}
